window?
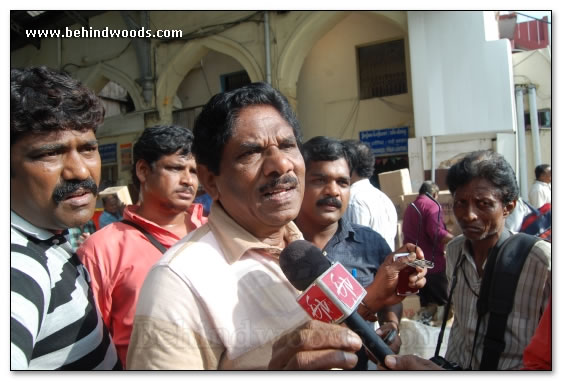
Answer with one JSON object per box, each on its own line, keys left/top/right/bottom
{"left": 524, "top": 109, "right": 552, "bottom": 129}
{"left": 357, "top": 39, "right": 408, "bottom": 100}
{"left": 220, "top": 71, "right": 250, "bottom": 92}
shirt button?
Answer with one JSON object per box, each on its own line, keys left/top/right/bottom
{"left": 52, "top": 239, "right": 59, "bottom": 244}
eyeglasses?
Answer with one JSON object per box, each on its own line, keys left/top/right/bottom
{"left": 407, "top": 192, "right": 444, "bottom": 267}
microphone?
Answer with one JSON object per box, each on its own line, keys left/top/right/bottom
{"left": 280, "top": 240, "right": 394, "bottom": 365}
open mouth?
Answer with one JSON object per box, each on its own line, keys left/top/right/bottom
{"left": 64, "top": 189, "right": 89, "bottom": 200}
{"left": 263, "top": 184, "right": 297, "bottom": 202}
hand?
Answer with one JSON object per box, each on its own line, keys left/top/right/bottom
{"left": 383, "top": 354, "right": 445, "bottom": 370}
{"left": 360, "top": 243, "right": 427, "bottom": 314}
{"left": 78, "top": 232, "right": 91, "bottom": 246}
{"left": 268, "top": 320, "right": 363, "bottom": 370}
{"left": 376, "top": 322, "right": 401, "bottom": 354}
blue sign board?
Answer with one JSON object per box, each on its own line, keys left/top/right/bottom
{"left": 359, "top": 126, "right": 409, "bottom": 156}
{"left": 99, "top": 143, "right": 117, "bottom": 164}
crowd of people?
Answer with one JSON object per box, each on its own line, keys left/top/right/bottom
{"left": 10, "top": 66, "right": 551, "bottom": 371}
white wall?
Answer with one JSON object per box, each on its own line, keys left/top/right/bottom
{"left": 297, "top": 12, "right": 413, "bottom": 141}
{"left": 408, "top": 11, "right": 516, "bottom": 138}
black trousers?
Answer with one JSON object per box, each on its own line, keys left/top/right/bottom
{"left": 419, "top": 271, "right": 449, "bottom": 306}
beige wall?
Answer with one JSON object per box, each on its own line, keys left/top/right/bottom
{"left": 297, "top": 12, "right": 413, "bottom": 141}
{"left": 176, "top": 51, "right": 245, "bottom": 110}
{"left": 513, "top": 48, "right": 551, "bottom": 111}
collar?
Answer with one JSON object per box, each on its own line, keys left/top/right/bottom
{"left": 207, "top": 201, "right": 303, "bottom": 265}
{"left": 11, "top": 210, "right": 68, "bottom": 244}
{"left": 535, "top": 180, "right": 551, "bottom": 187}
{"left": 332, "top": 217, "right": 362, "bottom": 244}
{"left": 351, "top": 178, "right": 371, "bottom": 190}
{"left": 460, "top": 230, "right": 512, "bottom": 269}
{"left": 124, "top": 203, "right": 206, "bottom": 230}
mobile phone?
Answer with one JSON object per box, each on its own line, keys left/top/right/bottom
{"left": 393, "top": 253, "right": 435, "bottom": 269}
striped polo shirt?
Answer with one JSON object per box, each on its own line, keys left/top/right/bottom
{"left": 11, "top": 211, "right": 120, "bottom": 370}
{"left": 444, "top": 234, "right": 551, "bottom": 370}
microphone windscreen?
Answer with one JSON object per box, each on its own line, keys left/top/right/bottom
{"left": 279, "top": 240, "right": 332, "bottom": 291}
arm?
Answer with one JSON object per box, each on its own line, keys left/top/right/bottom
{"left": 424, "top": 203, "right": 453, "bottom": 248}
{"left": 376, "top": 303, "right": 403, "bottom": 353}
{"left": 11, "top": 244, "right": 50, "bottom": 369}
{"left": 76, "top": 238, "right": 110, "bottom": 329}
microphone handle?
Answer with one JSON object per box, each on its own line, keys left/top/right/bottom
{"left": 344, "top": 311, "right": 395, "bottom": 364}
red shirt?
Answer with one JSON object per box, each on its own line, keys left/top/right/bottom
{"left": 77, "top": 204, "right": 207, "bottom": 367}
{"left": 522, "top": 298, "right": 551, "bottom": 370}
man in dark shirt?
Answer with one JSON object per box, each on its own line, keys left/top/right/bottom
{"left": 294, "top": 136, "right": 402, "bottom": 370}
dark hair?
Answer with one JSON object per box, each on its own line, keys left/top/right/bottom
{"left": 193, "top": 82, "right": 302, "bottom": 175}
{"left": 419, "top": 181, "right": 439, "bottom": 196}
{"left": 341, "top": 139, "right": 375, "bottom": 178}
{"left": 446, "top": 150, "right": 519, "bottom": 205}
{"left": 301, "top": 136, "right": 351, "bottom": 173}
{"left": 535, "top": 164, "right": 551, "bottom": 180}
{"left": 132, "top": 125, "right": 194, "bottom": 189}
{"left": 11, "top": 66, "right": 104, "bottom": 144}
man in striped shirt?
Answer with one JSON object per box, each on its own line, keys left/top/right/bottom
{"left": 444, "top": 150, "right": 551, "bottom": 370}
{"left": 10, "top": 66, "right": 120, "bottom": 370}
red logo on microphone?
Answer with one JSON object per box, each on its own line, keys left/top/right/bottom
{"left": 297, "top": 284, "right": 345, "bottom": 323}
{"left": 321, "top": 263, "right": 365, "bottom": 309}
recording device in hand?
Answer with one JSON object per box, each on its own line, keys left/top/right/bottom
{"left": 393, "top": 253, "right": 434, "bottom": 296}
{"left": 279, "top": 240, "right": 394, "bottom": 365}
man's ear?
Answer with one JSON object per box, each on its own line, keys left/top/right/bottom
{"left": 197, "top": 164, "right": 219, "bottom": 201}
{"left": 136, "top": 159, "right": 150, "bottom": 186}
{"left": 503, "top": 198, "right": 518, "bottom": 217}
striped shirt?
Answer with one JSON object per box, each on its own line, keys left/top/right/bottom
{"left": 444, "top": 234, "right": 551, "bottom": 370}
{"left": 11, "top": 211, "right": 121, "bottom": 370}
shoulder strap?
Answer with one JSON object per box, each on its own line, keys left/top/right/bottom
{"left": 433, "top": 252, "right": 465, "bottom": 359}
{"left": 478, "top": 233, "right": 540, "bottom": 370}
{"left": 120, "top": 220, "right": 167, "bottom": 254}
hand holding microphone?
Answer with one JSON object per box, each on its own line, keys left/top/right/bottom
{"left": 278, "top": 240, "right": 396, "bottom": 365}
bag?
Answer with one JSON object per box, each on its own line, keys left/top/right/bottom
{"left": 520, "top": 201, "right": 551, "bottom": 242}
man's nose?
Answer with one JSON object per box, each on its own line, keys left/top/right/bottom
{"left": 180, "top": 169, "right": 197, "bottom": 188}
{"left": 461, "top": 203, "right": 478, "bottom": 222}
{"left": 263, "top": 146, "right": 293, "bottom": 177}
{"left": 62, "top": 151, "right": 89, "bottom": 180}
{"left": 324, "top": 181, "right": 340, "bottom": 197}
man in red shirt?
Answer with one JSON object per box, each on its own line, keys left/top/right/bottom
{"left": 77, "top": 125, "right": 207, "bottom": 367}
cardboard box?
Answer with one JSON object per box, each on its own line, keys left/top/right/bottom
{"left": 98, "top": 186, "right": 133, "bottom": 206}
{"left": 437, "top": 191, "right": 462, "bottom": 236}
{"left": 388, "top": 194, "right": 404, "bottom": 218}
{"left": 378, "top": 168, "right": 412, "bottom": 198}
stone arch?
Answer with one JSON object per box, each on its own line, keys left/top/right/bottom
{"left": 277, "top": 11, "right": 407, "bottom": 105}
{"left": 156, "top": 35, "right": 263, "bottom": 123}
{"left": 81, "top": 62, "right": 145, "bottom": 112}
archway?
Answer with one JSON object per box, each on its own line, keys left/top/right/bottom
{"left": 156, "top": 35, "right": 263, "bottom": 123}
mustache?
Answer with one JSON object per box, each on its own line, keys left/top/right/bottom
{"left": 52, "top": 178, "right": 98, "bottom": 204}
{"left": 316, "top": 197, "right": 342, "bottom": 209}
{"left": 258, "top": 174, "right": 299, "bottom": 194}
{"left": 177, "top": 186, "right": 196, "bottom": 194}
